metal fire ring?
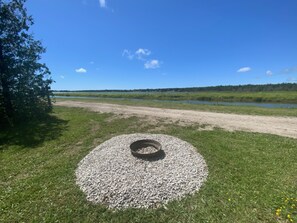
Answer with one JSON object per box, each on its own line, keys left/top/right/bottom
{"left": 130, "top": 139, "right": 162, "bottom": 158}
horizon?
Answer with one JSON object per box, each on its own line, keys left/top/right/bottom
{"left": 26, "top": 0, "right": 297, "bottom": 90}
{"left": 53, "top": 82, "right": 297, "bottom": 92}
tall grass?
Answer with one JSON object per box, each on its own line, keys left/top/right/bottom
{"left": 55, "top": 91, "right": 297, "bottom": 103}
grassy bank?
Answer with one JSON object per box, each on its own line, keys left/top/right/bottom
{"left": 55, "top": 91, "right": 297, "bottom": 103}
{"left": 1, "top": 107, "right": 296, "bottom": 222}
{"left": 55, "top": 97, "right": 297, "bottom": 117}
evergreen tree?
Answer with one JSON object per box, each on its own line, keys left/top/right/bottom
{"left": 0, "top": 0, "right": 53, "bottom": 125}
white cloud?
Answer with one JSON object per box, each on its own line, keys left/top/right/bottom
{"left": 122, "top": 49, "right": 134, "bottom": 60}
{"left": 135, "top": 48, "right": 151, "bottom": 59}
{"left": 99, "top": 0, "right": 106, "bottom": 8}
{"left": 75, "top": 68, "right": 87, "bottom": 73}
{"left": 60, "top": 75, "right": 65, "bottom": 79}
{"left": 266, "top": 70, "right": 273, "bottom": 76}
{"left": 144, "top": 59, "right": 160, "bottom": 69}
{"left": 122, "top": 48, "right": 162, "bottom": 69}
{"left": 237, "top": 67, "right": 251, "bottom": 73}
{"left": 89, "top": 61, "right": 95, "bottom": 64}
{"left": 122, "top": 48, "right": 152, "bottom": 60}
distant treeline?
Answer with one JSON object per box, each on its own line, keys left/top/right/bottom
{"left": 54, "top": 83, "right": 297, "bottom": 93}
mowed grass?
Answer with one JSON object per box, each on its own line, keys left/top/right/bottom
{"left": 1, "top": 107, "right": 297, "bottom": 222}
{"left": 55, "top": 90, "right": 297, "bottom": 103}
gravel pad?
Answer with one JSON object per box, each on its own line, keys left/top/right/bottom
{"left": 76, "top": 134, "right": 208, "bottom": 209}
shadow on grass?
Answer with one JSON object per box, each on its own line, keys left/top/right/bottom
{"left": 0, "top": 114, "right": 68, "bottom": 150}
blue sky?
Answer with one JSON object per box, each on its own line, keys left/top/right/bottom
{"left": 26, "top": 0, "right": 297, "bottom": 90}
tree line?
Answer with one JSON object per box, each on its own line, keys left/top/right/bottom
{"left": 55, "top": 83, "right": 297, "bottom": 93}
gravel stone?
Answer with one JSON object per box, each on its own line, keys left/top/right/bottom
{"left": 136, "top": 146, "right": 157, "bottom": 154}
{"left": 76, "top": 134, "right": 208, "bottom": 209}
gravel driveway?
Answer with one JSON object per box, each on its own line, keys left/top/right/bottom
{"left": 56, "top": 101, "right": 297, "bottom": 139}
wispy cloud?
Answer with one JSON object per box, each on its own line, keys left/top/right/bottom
{"left": 144, "top": 60, "right": 160, "bottom": 69}
{"left": 122, "top": 49, "right": 134, "bottom": 60}
{"left": 135, "top": 48, "right": 151, "bottom": 60}
{"left": 123, "top": 48, "right": 152, "bottom": 60}
{"left": 99, "top": 0, "right": 106, "bottom": 8}
{"left": 265, "top": 66, "right": 297, "bottom": 76}
{"left": 266, "top": 70, "right": 273, "bottom": 76}
{"left": 89, "top": 61, "right": 95, "bottom": 65}
{"left": 123, "top": 48, "right": 162, "bottom": 69}
{"left": 280, "top": 67, "right": 297, "bottom": 75}
{"left": 237, "top": 67, "right": 251, "bottom": 73}
{"left": 75, "top": 68, "right": 87, "bottom": 73}
{"left": 60, "top": 75, "right": 65, "bottom": 79}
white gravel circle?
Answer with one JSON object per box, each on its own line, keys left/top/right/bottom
{"left": 76, "top": 134, "right": 208, "bottom": 209}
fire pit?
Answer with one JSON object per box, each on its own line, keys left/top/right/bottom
{"left": 76, "top": 134, "right": 208, "bottom": 209}
{"left": 130, "top": 139, "right": 162, "bottom": 158}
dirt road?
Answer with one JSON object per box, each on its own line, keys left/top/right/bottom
{"left": 56, "top": 101, "right": 297, "bottom": 139}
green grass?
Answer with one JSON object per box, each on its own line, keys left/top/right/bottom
{"left": 55, "top": 90, "right": 297, "bottom": 103}
{"left": 55, "top": 97, "right": 297, "bottom": 117}
{"left": 1, "top": 107, "right": 297, "bottom": 222}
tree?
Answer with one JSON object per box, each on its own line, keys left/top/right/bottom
{"left": 0, "top": 0, "right": 53, "bottom": 125}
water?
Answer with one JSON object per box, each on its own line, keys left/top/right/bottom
{"left": 54, "top": 96, "right": 297, "bottom": 109}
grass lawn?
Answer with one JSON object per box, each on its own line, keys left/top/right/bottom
{"left": 1, "top": 107, "right": 296, "bottom": 222}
